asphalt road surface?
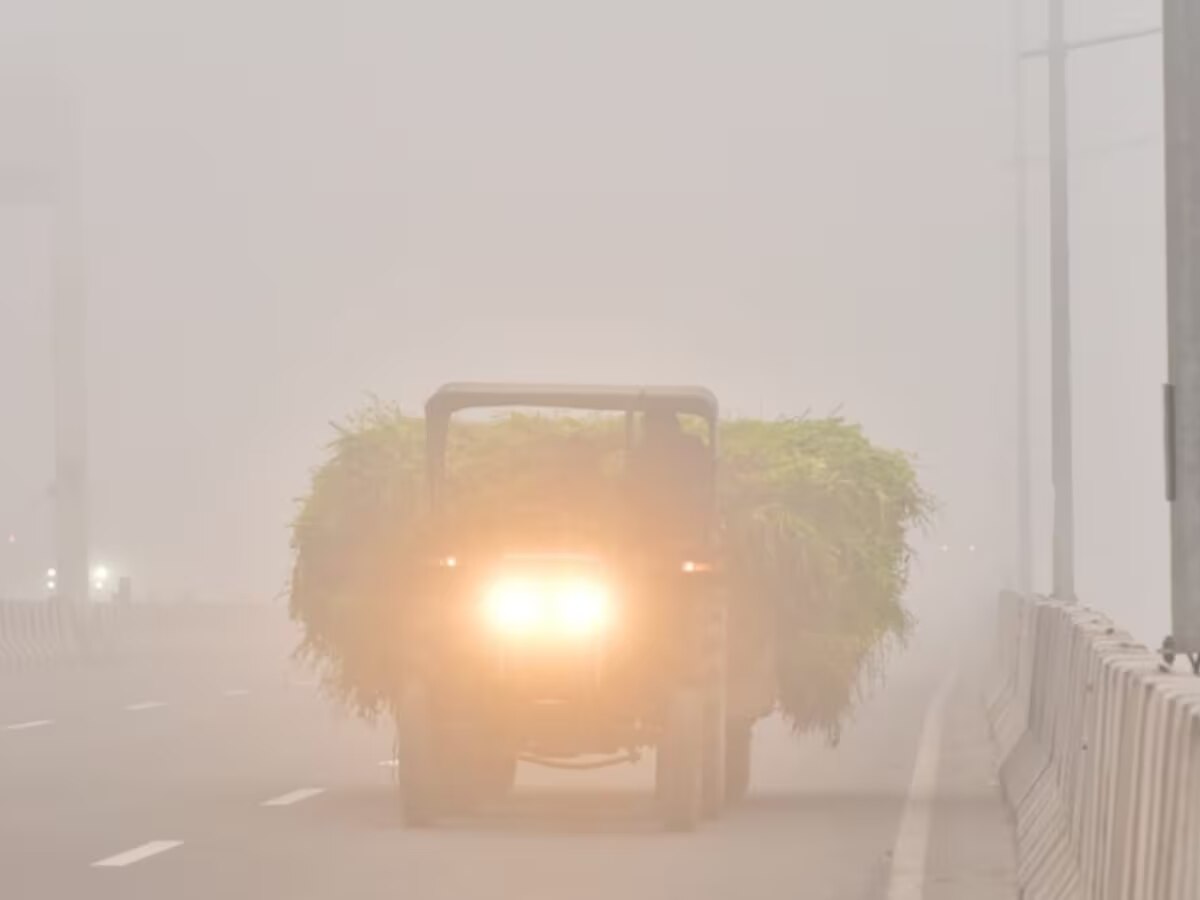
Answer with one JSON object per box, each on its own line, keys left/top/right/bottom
{"left": 1, "top": 595, "right": 1016, "bottom": 900}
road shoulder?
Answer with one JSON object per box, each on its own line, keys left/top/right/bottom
{"left": 922, "top": 668, "right": 1019, "bottom": 899}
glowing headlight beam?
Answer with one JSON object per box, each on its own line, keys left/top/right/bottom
{"left": 482, "top": 578, "right": 611, "bottom": 638}
{"left": 553, "top": 582, "right": 610, "bottom": 635}
{"left": 483, "top": 580, "right": 543, "bottom": 636}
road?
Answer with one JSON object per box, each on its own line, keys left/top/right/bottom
{"left": 1, "top": 598, "right": 1016, "bottom": 900}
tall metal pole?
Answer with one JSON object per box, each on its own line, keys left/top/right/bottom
{"left": 1013, "top": 0, "right": 1033, "bottom": 596}
{"left": 1048, "top": 0, "right": 1077, "bottom": 602}
{"left": 1164, "top": 0, "right": 1200, "bottom": 670}
{"left": 1015, "top": 12, "right": 1159, "bottom": 605}
{"left": 50, "top": 84, "right": 89, "bottom": 625}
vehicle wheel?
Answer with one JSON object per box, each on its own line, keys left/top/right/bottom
{"left": 468, "top": 749, "right": 518, "bottom": 804}
{"left": 725, "top": 719, "right": 753, "bottom": 805}
{"left": 656, "top": 688, "right": 704, "bottom": 831}
{"left": 435, "top": 738, "right": 517, "bottom": 812}
{"left": 395, "top": 683, "right": 439, "bottom": 827}
{"left": 700, "top": 685, "right": 727, "bottom": 817}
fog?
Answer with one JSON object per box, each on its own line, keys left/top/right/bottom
{"left": 0, "top": 1, "right": 1168, "bottom": 640}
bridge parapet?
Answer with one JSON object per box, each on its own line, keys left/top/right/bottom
{"left": 988, "top": 593, "right": 1200, "bottom": 900}
{"left": 0, "top": 600, "right": 295, "bottom": 672}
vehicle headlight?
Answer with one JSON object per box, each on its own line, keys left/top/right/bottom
{"left": 482, "top": 578, "right": 611, "bottom": 638}
{"left": 553, "top": 581, "right": 610, "bottom": 636}
{"left": 483, "top": 580, "right": 543, "bottom": 636}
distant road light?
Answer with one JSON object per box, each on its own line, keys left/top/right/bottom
{"left": 92, "top": 564, "right": 112, "bottom": 595}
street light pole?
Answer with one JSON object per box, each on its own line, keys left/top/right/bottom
{"left": 1163, "top": 0, "right": 1200, "bottom": 673}
{"left": 0, "top": 75, "right": 89, "bottom": 620}
{"left": 1048, "top": 0, "right": 1077, "bottom": 603}
{"left": 50, "top": 110, "right": 89, "bottom": 624}
{"left": 1019, "top": 2, "right": 1163, "bottom": 608}
{"left": 1013, "top": 0, "right": 1033, "bottom": 597}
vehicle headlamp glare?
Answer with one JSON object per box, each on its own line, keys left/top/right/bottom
{"left": 482, "top": 578, "right": 610, "bottom": 637}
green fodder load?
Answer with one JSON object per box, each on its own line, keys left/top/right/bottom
{"left": 718, "top": 419, "right": 931, "bottom": 740}
{"left": 288, "top": 407, "right": 425, "bottom": 718}
{"left": 288, "top": 403, "right": 931, "bottom": 741}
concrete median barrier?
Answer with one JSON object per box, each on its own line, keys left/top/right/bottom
{"left": 0, "top": 600, "right": 298, "bottom": 672}
{"left": 988, "top": 593, "right": 1200, "bottom": 900}
{"left": 0, "top": 601, "right": 74, "bottom": 672}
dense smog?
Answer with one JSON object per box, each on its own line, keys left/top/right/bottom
{"left": 2, "top": 2, "right": 1196, "bottom": 898}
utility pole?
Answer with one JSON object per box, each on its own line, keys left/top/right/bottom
{"left": 1018, "top": 6, "right": 1161, "bottom": 604}
{"left": 1047, "top": 0, "right": 1076, "bottom": 603}
{"left": 1012, "top": 0, "right": 1033, "bottom": 597}
{"left": 0, "top": 72, "right": 88, "bottom": 621}
{"left": 51, "top": 96, "right": 89, "bottom": 628}
{"left": 1163, "top": 0, "right": 1200, "bottom": 674}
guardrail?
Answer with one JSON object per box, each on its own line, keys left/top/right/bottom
{"left": 987, "top": 593, "right": 1200, "bottom": 900}
{"left": 0, "top": 600, "right": 79, "bottom": 671}
{"left": 0, "top": 600, "right": 296, "bottom": 673}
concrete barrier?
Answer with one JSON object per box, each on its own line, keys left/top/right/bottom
{"left": 0, "top": 601, "right": 75, "bottom": 671}
{"left": 988, "top": 594, "right": 1200, "bottom": 900}
{"left": 0, "top": 600, "right": 296, "bottom": 672}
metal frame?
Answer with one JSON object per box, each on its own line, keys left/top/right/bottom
{"left": 423, "top": 382, "right": 720, "bottom": 515}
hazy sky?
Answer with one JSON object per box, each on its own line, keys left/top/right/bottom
{"left": 0, "top": 1, "right": 1169, "bottom": 640}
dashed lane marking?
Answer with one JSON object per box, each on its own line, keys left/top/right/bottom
{"left": 261, "top": 787, "right": 326, "bottom": 807}
{"left": 885, "top": 673, "right": 957, "bottom": 900}
{"left": 223, "top": 689, "right": 250, "bottom": 697}
{"left": 92, "top": 840, "right": 183, "bottom": 868}
{"left": 124, "top": 701, "right": 167, "bottom": 712}
{"left": 5, "top": 719, "right": 54, "bottom": 731}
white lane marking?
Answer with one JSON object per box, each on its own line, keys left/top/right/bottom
{"left": 223, "top": 688, "right": 250, "bottom": 697}
{"left": 92, "top": 840, "right": 183, "bottom": 868}
{"left": 124, "top": 701, "right": 167, "bottom": 712}
{"left": 378, "top": 759, "right": 399, "bottom": 768}
{"left": 6, "top": 719, "right": 54, "bottom": 731}
{"left": 885, "top": 674, "right": 956, "bottom": 900}
{"left": 261, "top": 787, "right": 325, "bottom": 807}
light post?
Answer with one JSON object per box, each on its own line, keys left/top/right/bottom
{"left": 1163, "top": 0, "right": 1200, "bottom": 674}
{"left": 1, "top": 82, "right": 89, "bottom": 628}
{"left": 1016, "top": 3, "right": 1162, "bottom": 603}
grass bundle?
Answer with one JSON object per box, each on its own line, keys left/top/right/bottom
{"left": 289, "top": 402, "right": 931, "bottom": 741}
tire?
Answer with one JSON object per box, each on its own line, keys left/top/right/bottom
{"left": 725, "top": 719, "right": 753, "bottom": 805}
{"left": 700, "top": 684, "right": 727, "bottom": 817}
{"left": 656, "top": 688, "right": 704, "bottom": 831}
{"left": 395, "top": 683, "right": 439, "bottom": 827}
{"left": 699, "top": 596, "right": 728, "bottom": 817}
{"left": 466, "top": 750, "right": 517, "bottom": 805}
{"left": 420, "top": 737, "right": 516, "bottom": 814}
